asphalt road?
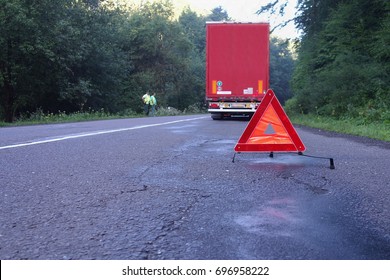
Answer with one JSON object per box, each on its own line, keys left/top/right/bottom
{"left": 1, "top": 115, "right": 389, "bottom": 260}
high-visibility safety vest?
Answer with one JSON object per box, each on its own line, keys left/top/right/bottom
{"left": 150, "top": 96, "right": 157, "bottom": 106}
{"left": 142, "top": 94, "right": 150, "bottom": 104}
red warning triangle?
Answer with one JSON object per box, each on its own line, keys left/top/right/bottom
{"left": 235, "top": 89, "right": 306, "bottom": 152}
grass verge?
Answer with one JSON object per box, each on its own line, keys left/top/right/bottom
{"left": 0, "top": 106, "right": 207, "bottom": 127}
{"left": 2, "top": 109, "right": 388, "bottom": 143}
{"left": 0, "top": 108, "right": 144, "bottom": 127}
{"left": 290, "top": 114, "right": 390, "bottom": 142}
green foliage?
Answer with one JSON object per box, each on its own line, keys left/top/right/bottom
{"left": 270, "top": 37, "right": 295, "bottom": 104}
{"left": 289, "top": 113, "right": 390, "bottom": 142}
{"left": 0, "top": 0, "right": 307, "bottom": 124}
{"left": 118, "top": 1, "right": 198, "bottom": 113}
{"left": 183, "top": 103, "right": 207, "bottom": 114}
{"left": 206, "top": 6, "right": 231, "bottom": 21}
{"left": 291, "top": 0, "right": 389, "bottom": 123}
{"left": 179, "top": 8, "right": 206, "bottom": 53}
{"left": 0, "top": 0, "right": 129, "bottom": 121}
{"left": 155, "top": 106, "right": 182, "bottom": 116}
{"left": 1, "top": 107, "right": 139, "bottom": 126}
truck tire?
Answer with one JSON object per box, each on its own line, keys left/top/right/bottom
{"left": 211, "top": 113, "right": 223, "bottom": 120}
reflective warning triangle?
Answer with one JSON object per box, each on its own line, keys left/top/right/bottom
{"left": 235, "top": 89, "right": 306, "bottom": 152}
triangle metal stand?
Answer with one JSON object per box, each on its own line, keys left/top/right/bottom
{"left": 232, "top": 152, "right": 335, "bottom": 169}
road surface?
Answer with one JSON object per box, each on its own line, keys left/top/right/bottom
{"left": 1, "top": 115, "right": 389, "bottom": 259}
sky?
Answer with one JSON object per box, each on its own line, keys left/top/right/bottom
{"left": 126, "top": 0, "right": 300, "bottom": 39}
{"left": 182, "top": 0, "right": 300, "bottom": 38}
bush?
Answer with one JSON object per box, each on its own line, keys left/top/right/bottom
{"left": 118, "top": 109, "right": 138, "bottom": 117}
{"left": 183, "top": 103, "right": 207, "bottom": 114}
{"left": 284, "top": 97, "right": 302, "bottom": 115}
{"left": 156, "top": 107, "right": 182, "bottom": 116}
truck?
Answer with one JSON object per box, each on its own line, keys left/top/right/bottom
{"left": 206, "top": 22, "right": 270, "bottom": 120}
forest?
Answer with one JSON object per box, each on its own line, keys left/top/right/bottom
{"left": 0, "top": 0, "right": 389, "bottom": 124}
{"left": 287, "top": 0, "right": 389, "bottom": 124}
{"left": 0, "top": 0, "right": 294, "bottom": 122}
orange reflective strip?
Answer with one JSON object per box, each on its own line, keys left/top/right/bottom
{"left": 212, "top": 80, "right": 217, "bottom": 94}
{"left": 258, "top": 80, "right": 263, "bottom": 94}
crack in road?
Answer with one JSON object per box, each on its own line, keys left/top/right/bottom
{"left": 140, "top": 188, "right": 212, "bottom": 260}
{"left": 277, "top": 171, "right": 330, "bottom": 195}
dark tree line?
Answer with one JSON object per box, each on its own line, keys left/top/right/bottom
{"left": 261, "top": 0, "right": 389, "bottom": 123}
{"left": 1, "top": 0, "right": 295, "bottom": 122}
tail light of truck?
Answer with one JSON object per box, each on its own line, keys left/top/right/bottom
{"left": 209, "top": 103, "right": 219, "bottom": 109}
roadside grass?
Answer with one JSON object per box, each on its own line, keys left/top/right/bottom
{"left": 0, "top": 106, "right": 207, "bottom": 127}
{"left": 2, "top": 108, "right": 388, "bottom": 143}
{"left": 290, "top": 114, "right": 390, "bottom": 142}
{"left": 0, "top": 108, "right": 142, "bottom": 127}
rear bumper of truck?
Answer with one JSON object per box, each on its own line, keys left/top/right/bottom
{"left": 207, "top": 101, "right": 260, "bottom": 113}
{"left": 208, "top": 108, "right": 255, "bottom": 113}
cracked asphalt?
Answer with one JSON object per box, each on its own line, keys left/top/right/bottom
{"left": 0, "top": 115, "right": 389, "bottom": 259}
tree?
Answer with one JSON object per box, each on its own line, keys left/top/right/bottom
{"left": 259, "top": 0, "right": 389, "bottom": 122}
{"left": 206, "top": 6, "right": 231, "bottom": 22}
{"left": 119, "top": 1, "right": 196, "bottom": 112}
{"left": 179, "top": 8, "right": 206, "bottom": 54}
{"left": 54, "top": 2, "right": 128, "bottom": 112}
{"left": 269, "top": 37, "right": 295, "bottom": 104}
{"left": 0, "top": 0, "right": 130, "bottom": 121}
{"left": 292, "top": 0, "right": 389, "bottom": 120}
{"left": 3, "top": 0, "right": 282, "bottom": 121}
{"left": 0, "top": 0, "right": 65, "bottom": 122}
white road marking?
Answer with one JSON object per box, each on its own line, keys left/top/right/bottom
{"left": 0, "top": 116, "right": 208, "bottom": 150}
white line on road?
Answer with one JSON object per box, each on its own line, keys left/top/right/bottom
{"left": 0, "top": 116, "right": 208, "bottom": 151}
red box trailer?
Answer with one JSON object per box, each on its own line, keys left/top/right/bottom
{"left": 206, "top": 22, "right": 270, "bottom": 120}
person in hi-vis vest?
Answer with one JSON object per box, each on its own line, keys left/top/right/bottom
{"left": 149, "top": 93, "right": 157, "bottom": 117}
{"left": 142, "top": 91, "right": 151, "bottom": 116}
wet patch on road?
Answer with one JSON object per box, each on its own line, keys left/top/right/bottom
{"left": 234, "top": 197, "right": 302, "bottom": 237}
{"left": 199, "top": 139, "right": 237, "bottom": 154}
{"left": 164, "top": 124, "right": 200, "bottom": 135}
{"left": 238, "top": 153, "right": 327, "bottom": 169}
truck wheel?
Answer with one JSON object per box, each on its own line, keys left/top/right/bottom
{"left": 211, "top": 113, "right": 223, "bottom": 120}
